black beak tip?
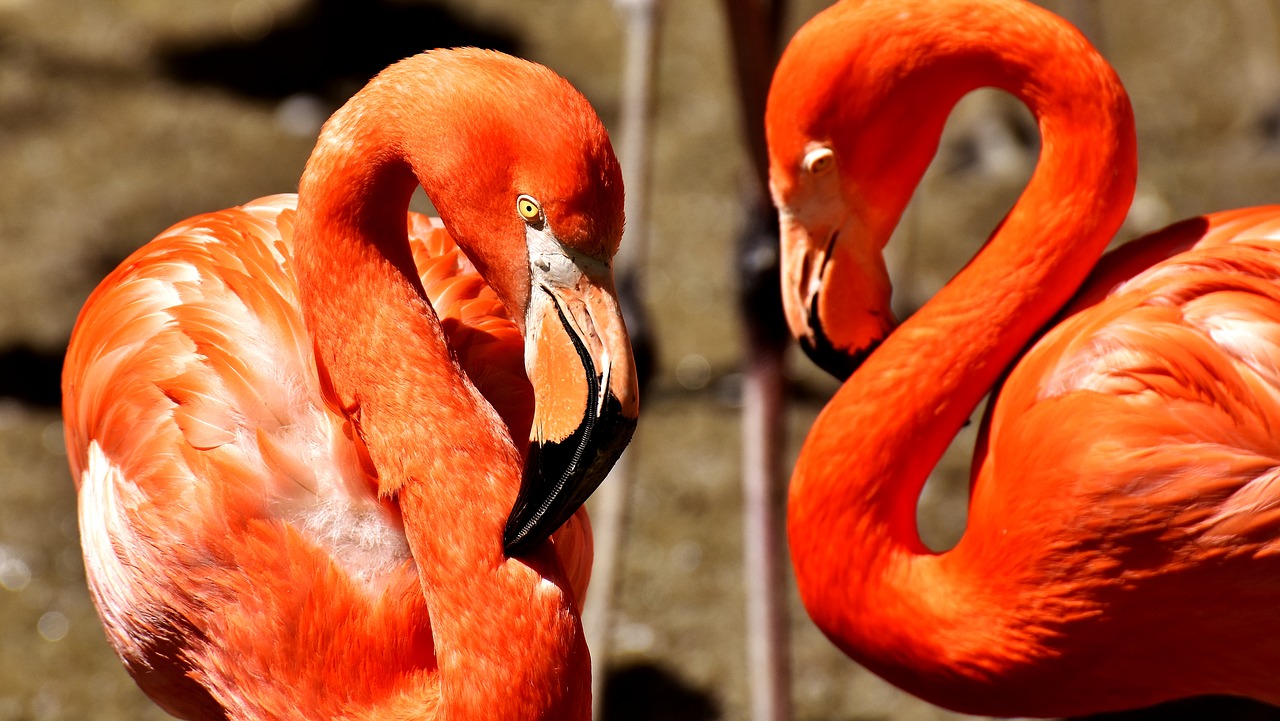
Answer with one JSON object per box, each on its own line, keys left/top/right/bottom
{"left": 502, "top": 396, "right": 637, "bottom": 558}
{"left": 502, "top": 517, "right": 538, "bottom": 557}
{"left": 501, "top": 442, "right": 558, "bottom": 557}
{"left": 799, "top": 330, "right": 867, "bottom": 382}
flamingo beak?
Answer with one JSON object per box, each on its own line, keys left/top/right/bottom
{"left": 503, "top": 253, "right": 638, "bottom": 556}
{"left": 778, "top": 209, "right": 896, "bottom": 381}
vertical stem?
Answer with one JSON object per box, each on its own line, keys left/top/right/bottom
{"left": 612, "top": 0, "right": 662, "bottom": 278}
{"left": 588, "top": 2, "right": 663, "bottom": 718}
{"left": 740, "top": 307, "right": 792, "bottom": 721}
{"left": 584, "top": 450, "right": 631, "bottom": 719}
{"left": 724, "top": 2, "right": 793, "bottom": 719}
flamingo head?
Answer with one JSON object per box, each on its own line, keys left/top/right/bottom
{"left": 502, "top": 182, "right": 640, "bottom": 557}
{"left": 763, "top": 2, "right": 958, "bottom": 380}
{"left": 414, "top": 50, "right": 639, "bottom": 556}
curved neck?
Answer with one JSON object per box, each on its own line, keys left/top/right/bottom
{"left": 293, "top": 55, "right": 587, "bottom": 719}
{"left": 788, "top": 0, "right": 1136, "bottom": 693}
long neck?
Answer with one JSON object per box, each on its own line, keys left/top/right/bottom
{"left": 292, "top": 56, "right": 587, "bottom": 720}
{"left": 788, "top": 0, "right": 1137, "bottom": 695}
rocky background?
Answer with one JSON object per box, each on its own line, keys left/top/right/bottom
{"left": 4, "top": 1, "right": 1280, "bottom": 719}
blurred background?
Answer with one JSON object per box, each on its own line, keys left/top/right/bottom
{"left": 5, "top": 0, "right": 1280, "bottom": 719}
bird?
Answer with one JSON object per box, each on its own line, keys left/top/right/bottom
{"left": 766, "top": 0, "right": 1280, "bottom": 716}
{"left": 61, "top": 48, "right": 638, "bottom": 721}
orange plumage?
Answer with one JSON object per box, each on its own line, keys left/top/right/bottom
{"left": 63, "top": 48, "right": 637, "bottom": 720}
{"left": 768, "top": 0, "right": 1280, "bottom": 716}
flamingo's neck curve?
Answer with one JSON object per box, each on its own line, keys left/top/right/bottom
{"left": 786, "top": 0, "right": 1137, "bottom": 699}
{"left": 291, "top": 50, "right": 588, "bottom": 720}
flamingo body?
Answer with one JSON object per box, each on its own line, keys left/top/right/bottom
{"left": 767, "top": 0, "right": 1280, "bottom": 715}
{"left": 64, "top": 49, "right": 636, "bottom": 720}
{"left": 931, "top": 208, "right": 1280, "bottom": 712}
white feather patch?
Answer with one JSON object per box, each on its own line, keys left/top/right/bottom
{"left": 78, "top": 440, "right": 149, "bottom": 662}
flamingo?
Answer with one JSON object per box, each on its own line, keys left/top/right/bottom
{"left": 60, "top": 48, "right": 638, "bottom": 720}
{"left": 766, "top": 0, "right": 1280, "bottom": 716}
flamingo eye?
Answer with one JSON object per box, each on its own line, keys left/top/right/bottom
{"left": 803, "top": 147, "right": 835, "bottom": 175}
{"left": 517, "top": 194, "right": 544, "bottom": 224}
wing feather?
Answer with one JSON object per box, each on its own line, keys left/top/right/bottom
{"left": 64, "top": 195, "right": 590, "bottom": 714}
{"left": 987, "top": 208, "right": 1280, "bottom": 563}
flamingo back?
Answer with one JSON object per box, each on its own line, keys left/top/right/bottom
{"left": 954, "top": 207, "right": 1280, "bottom": 697}
{"left": 61, "top": 194, "right": 591, "bottom": 718}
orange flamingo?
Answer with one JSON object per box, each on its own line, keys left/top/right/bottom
{"left": 61, "top": 48, "right": 637, "bottom": 720}
{"left": 767, "top": 0, "right": 1280, "bottom": 716}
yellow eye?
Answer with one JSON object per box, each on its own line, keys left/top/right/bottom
{"left": 517, "top": 194, "right": 542, "bottom": 222}
{"left": 804, "top": 147, "right": 835, "bottom": 174}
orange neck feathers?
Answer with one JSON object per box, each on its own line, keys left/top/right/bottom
{"left": 776, "top": 0, "right": 1137, "bottom": 710}
{"left": 291, "top": 49, "right": 595, "bottom": 719}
